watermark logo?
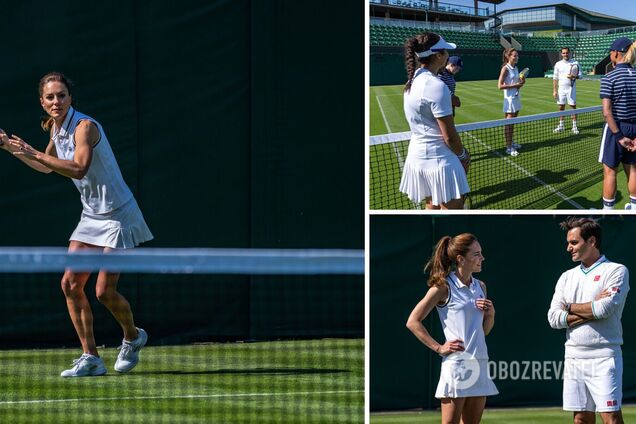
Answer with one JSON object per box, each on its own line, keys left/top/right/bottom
{"left": 488, "top": 360, "right": 564, "bottom": 380}
{"left": 442, "top": 352, "right": 480, "bottom": 389}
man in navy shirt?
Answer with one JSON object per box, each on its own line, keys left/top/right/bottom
{"left": 439, "top": 56, "right": 463, "bottom": 116}
{"left": 598, "top": 37, "right": 636, "bottom": 210}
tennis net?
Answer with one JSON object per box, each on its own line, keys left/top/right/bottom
{"left": 0, "top": 247, "right": 363, "bottom": 423}
{"left": 370, "top": 105, "right": 604, "bottom": 210}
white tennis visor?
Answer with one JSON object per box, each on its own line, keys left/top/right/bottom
{"left": 416, "top": 36, "right": 457, "bottom": 58}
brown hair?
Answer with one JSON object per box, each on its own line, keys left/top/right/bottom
{"left": 424, "top": 233, "right": 478, "bottom": 288}
{"left": 404, "top": 32, "right": 441, "bottom": 92}
{"left": 502, "top": 48, "right": 517, "bottom": 66}
{"left": 560, "top": 217, "right": 602, "bottom": 249}
{"left": 38, "top": 72, "right": 74, "bottom": 132}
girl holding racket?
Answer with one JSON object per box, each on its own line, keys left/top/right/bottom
{"left": 399, "top": 32, "right": 470, "bottom": 210}
{"left": 0, "top": 72, "right": 152, "bottom": 377}
{"left": 407, "top": 233, "right": 498, "bottom": 424}
{"left": 498, "top": 48, "right": 525, "bottom": 157}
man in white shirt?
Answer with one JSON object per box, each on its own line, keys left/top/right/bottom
{"left": 553, "top": 47, "right": 582, "bottom": 134}
{"left": 548, "top": 217, "right": 629, "bottom": 424}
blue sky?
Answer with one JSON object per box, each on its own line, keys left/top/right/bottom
{"left": 492, "top": 0, "right": 636, "bottom": 23}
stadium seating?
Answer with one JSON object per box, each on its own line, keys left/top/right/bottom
{"left": 371, "top": 22, "right": 636, "bottom": 75}
{"left": 370, "top": 24, "right": 500, "bottom": 49}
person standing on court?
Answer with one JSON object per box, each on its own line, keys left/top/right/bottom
{"left": 548, "top": 217, "right": 629, "bottom": 424}
{"left": 407, "top": 233, "right": 498, "bottom": 424}
{"left": 598, "top": 37, "right": 636, "bottom": 210}
{"left": 552, "top": 47, "right": 581, "bottom": 134}
{"left": 399, "top": 32, "right": 470, "bottom": 210}
{"left": 0, "top": 72, "right": 152, "bottom": 377}
{"left": 498, "top": 48, "right": 525, "bottom": 157}
{"left": 438, "top": 55, "right": 463, "bottom": 117}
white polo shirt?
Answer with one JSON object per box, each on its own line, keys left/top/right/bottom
{"left": 53, "top": 107, "right": 134, "bottom": 214}
{"left": 547, "top": 255, "right": 629, "bottom": 359}
{"left": 437, "top": 272, "right": 490, "bottom": 360}
{"left": 403, "top": 68, "right": 453, "bottom": 159}
{"left": 553, "top": 59, "right": 582, "bottom": 91}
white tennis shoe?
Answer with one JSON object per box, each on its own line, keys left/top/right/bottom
{"left": 506, "top": 147, "right": 519, "bottom": 157}
{"left": 572, "top": 125, "right": 579, "bottom": 135}
{"left": 115, "top": 328, "right": 148, "bottom": 373}
{"left": 553, "top": 124, "right": 564, "bottom": 133}
{"left": 60, "top": 354, "right": 107, "bottom": 377}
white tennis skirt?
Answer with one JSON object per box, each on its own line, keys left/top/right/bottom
{"left": 435, "top": 358, "right": 499, "bottom": 399}
{"left": 503, "top": 96, "right": 521, "bottom": 113}
{"left": 70, "top": 197, "right": 153, "bottom": 249}
{"left": 399, "top": 155, "right": 469, "bottom": 206}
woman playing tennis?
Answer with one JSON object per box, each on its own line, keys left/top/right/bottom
{"left": 0, "top": 72, "right": 152, "bottom": 377}
{"left": 406, "top": 233, "right": 498, "bottom": 424}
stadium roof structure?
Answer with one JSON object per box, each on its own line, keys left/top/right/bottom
{"left": 369, "top": 0, "right": 504, "bottom": 24}
{"left": 494, "top": 3, "right": 636, "bottom": 28}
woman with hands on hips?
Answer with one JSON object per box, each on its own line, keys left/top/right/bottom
{"left": 406, "top": 233, "right": 498, "bottom": 424}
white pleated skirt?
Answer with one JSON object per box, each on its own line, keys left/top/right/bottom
{"left": 435, "top": 358, "right": 499, "bottom": 399}
{"left": 503, "top": 95, "right": 521, "bottom": 113}
{"left": 399, "top": 154, "right": 469, "bottom": 206}
{"left": 70, "top": 197, "right": 153, "bottom": 249}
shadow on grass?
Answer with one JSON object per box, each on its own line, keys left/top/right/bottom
{"left": 553, "top": 193, "right": 625, "bottom": 210}
{"left": 135, "top": 368, "right": 351, "bottom": 376}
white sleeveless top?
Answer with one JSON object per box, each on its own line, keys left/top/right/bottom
{"left": 436, "top": 272, "right": 490, "bottom": 360}
{"left": 503, "top": 63, "right": 519, "bottom": 99}
{"left": 53, "top": 107, "right": 134, "bottom": 214}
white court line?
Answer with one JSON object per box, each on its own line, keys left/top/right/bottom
{"left": 375, "top": 95, "right": 396, "bottom": 134}
{"left": 463, "top": 132, "right": 584, "bottom": 209}
{"left": 0, "top": 389, "right": 364, "bottom": 406}
{"left": 375, "top": 95, "right": 405, "bottom": 172}
{"left": 375, "top": 95, "right": 421, "bottom": 210}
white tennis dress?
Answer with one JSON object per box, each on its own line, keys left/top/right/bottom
{"left": 435, "top": 272, "right": 499, "bottom": 399}
{"left": 53, "top": 107, "right": 153, "bottom": 249}
{"left": 502, "top": 64, "right": 521, "bottom": 113}
{"left": 399, "top": 68, "right": 469, "bottom": 206}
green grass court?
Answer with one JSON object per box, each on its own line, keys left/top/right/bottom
{"left": 371, "top": 406, "right": 636, "bottom": 423}
{"left": 370, "top": 77, "right": 630, "bottom": 209}
{"left": 0, "top": 339, "right": 363, "bottom": 423}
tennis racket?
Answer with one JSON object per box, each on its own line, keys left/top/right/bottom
{"left": 514, "top": 68, "right": 530, "bottom": 97}
{"left": 569, "top": 63, "right": 579, "bottom": 87}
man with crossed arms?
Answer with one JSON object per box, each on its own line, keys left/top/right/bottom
{"left": 548, "top": 217, "right": 629, "bottom": 424}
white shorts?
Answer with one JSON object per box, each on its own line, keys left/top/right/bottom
{"left": 557, "top": 87, "right": 577, "bottom": 106}
{"left": 503, "top": 96, "right": 521, "bottom": 114}
{"left": 435, "top": 357, "right": 499, "bottom": 399}
{"left": 70, "top": 197, "right": 154, "bottom": 249}
{"left": 563, "top": 356, "right": 622, "bottom": 412}
{"left": 399, "top": 154, "right": 470, "bottom": 206}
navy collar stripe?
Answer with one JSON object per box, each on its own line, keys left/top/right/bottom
{"left": 64, "top": 108, "right": 76, "bottom": 134}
